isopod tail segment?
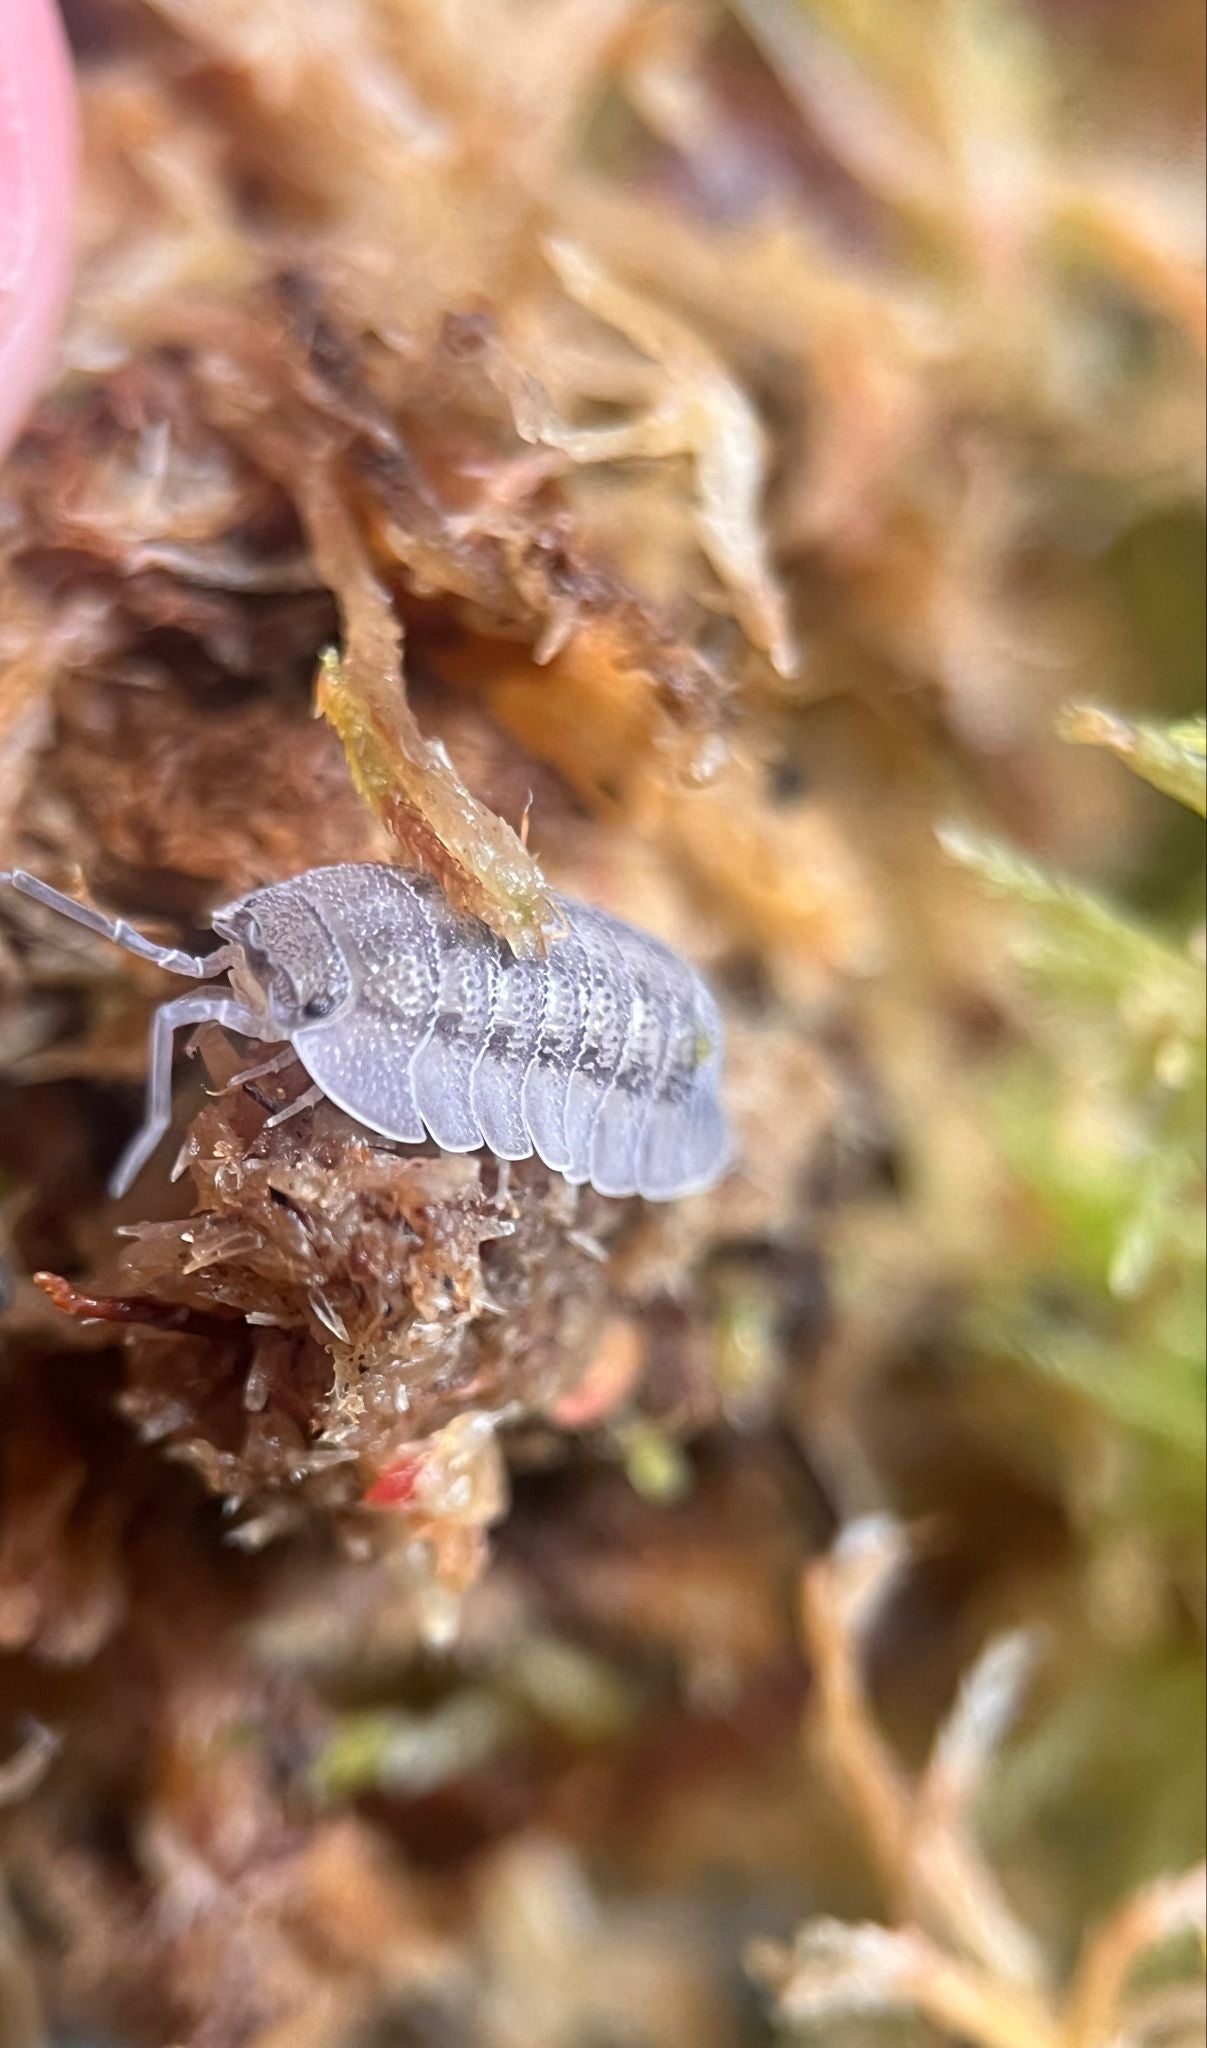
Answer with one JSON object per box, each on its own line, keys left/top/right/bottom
{"left": 0, "top": 870, "right": 269, "bottom": 1198}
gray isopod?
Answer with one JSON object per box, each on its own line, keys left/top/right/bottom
{"left": 0, "top": 863, "right": 730, "bottom": 1202}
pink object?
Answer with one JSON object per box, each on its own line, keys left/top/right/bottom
{"left": 0, "top": 0, "right": 76, "bottom": 456}
{"left": 365, "top": 1458, "right": 422, "bottom": 1509}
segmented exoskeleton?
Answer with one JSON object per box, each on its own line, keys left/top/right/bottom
{"left": 0, "top": 864, "right": 730, "bottom": 1202}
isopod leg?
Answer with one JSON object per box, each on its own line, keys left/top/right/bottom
{"left": 110, "top": 990, "right": 274, "bottom": 1198}
{"left": 225, "top": 1044, "right": 296, "bottom": 1091}
{"left": 263, "top": 1082, "right": 324, "bottom": 1130}
{"left": 0, "top": 870, "right": 238, "bottom": 978}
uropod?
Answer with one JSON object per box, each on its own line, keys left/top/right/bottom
{"left": 0, "top": 863, "right": 730, "bottom": 1202}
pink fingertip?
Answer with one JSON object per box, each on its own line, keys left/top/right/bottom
{"left": 0, "top": 0, "right": 77, "bottom": 457}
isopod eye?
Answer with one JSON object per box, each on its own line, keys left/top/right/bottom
{"left": 301, "top": 992, "right": 336, "bottom": 1022}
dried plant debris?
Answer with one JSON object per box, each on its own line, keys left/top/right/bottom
{"left": 753, "top": 1519, "right": 1206, "bottom": 2048}
{"left": 0, "top": 0, "right": 1203, "bottom": 2044}
{"left": 25, "top": 1012, "right": 841, "bottom": 1617}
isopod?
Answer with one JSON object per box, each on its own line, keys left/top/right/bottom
{"left": 0, "top": 864, "right": 730, "bottom": 1202}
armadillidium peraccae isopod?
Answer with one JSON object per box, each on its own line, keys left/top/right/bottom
{"left": 0, "top": 864, "right": 730, "bottom": 1202}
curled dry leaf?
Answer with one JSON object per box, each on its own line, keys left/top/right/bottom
{"left": 803, "top": 1527, "right": 1043, "bottom": 1985}
{"left": 754, "top": 1919, "right": 1060, "bottom": 2048}
{"left": 1063, "top": 1863, "right": 1207, "bottom": 2048}
{"left": 0, "top": 1722, "right": 61, "bottom": 1810}
{"left": 765, "top": 1518, "right": 1205, "bottom": 2048}
{"left": 536, "top": 238, "right": 798, "bottom": 679}
{"left": 310, "top": 536, "right": 563, "bottom": 960}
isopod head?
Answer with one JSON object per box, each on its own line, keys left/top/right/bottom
{"left": 213, "top": 880, "right": 353, "bottom": 1031}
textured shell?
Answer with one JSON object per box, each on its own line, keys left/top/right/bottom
{"left": 215, "top": 863, "right": 729, "bottom": 1201}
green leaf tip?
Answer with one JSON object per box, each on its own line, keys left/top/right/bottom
{"left": 1059, "top": 704, "right": 1207, "bottom": 817}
